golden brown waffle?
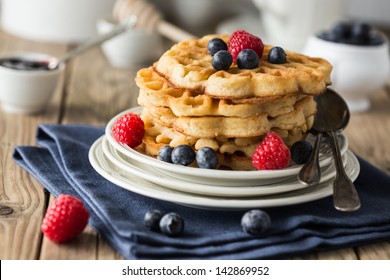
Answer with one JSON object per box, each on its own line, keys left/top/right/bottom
{"left": 143, "top": 96, "right": 316, "bottom": 138}
{"left": 136, "top": 67, "right": 303, "bottom": 118}
{"left": 141, "top": 109, "right": 313, "bottom": 170}
{"left": 154, "top": 34, "right": 332, "bottom": 99}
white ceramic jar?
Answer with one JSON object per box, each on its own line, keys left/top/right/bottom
{"left": 0, "top": 52, "right": 64, "bottom": 114}
{"left": 97, "top": 16, "right": 164, "bottom": 68}
{"left": 303, "top": 35, "right": 390, "bottom": 112}
{"left": 1, "top": 0, "right": 116, "bottom": 43}
{"left": 252, "top": 0, "right": 346, "bottom": 51}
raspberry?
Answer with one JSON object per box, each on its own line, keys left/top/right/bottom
{"left": 41, "top": 194, "right": 89, "bottom": 243}
{"left": 112, "top": 113, "right": 145, "bottom": 148}
{"left": 252, "top": 131, "right": 291, "bottom": 170}
{"left": 228, "top": 30, "right": 264, "bottom": 62}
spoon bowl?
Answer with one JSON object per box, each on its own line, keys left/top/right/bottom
{"left": 299, "top": 89, "right": 360, "bottom": 211}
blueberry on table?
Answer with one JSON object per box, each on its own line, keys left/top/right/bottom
{"left": 237, "top": 49, "right": 259, "bottom": 69}
{"left": 241, "top": 209, "right": 271, "bottom": 236}
{"left": 158, "top": 145, "right": 174, "bottom": 163}
{"left": 171, "top": 145, "right": 196, "bottom": 166}
{"left": 267, "top": 46, "right": 286, "bottom": 64}
{"left": 290, "top": 140, "right": 313, "bottom": 165}
{"left": 144, "top": 210, "right": 164, "bottom": 231}
{"left": 208, "top": 38, "right": 228, "bottom": 56}
{"left": 196, "top": 147, "right": 219, "bottom": 169}
{"left": 212, "top": 50, "right": 233, "bottom": 71}
{"left": 159, "top": 212, "right": 184, "bottom": 237}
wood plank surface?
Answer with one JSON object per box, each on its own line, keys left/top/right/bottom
{"left": 1, "top": 26, "right": 390, "bottom": 260}
{"left": 39, "top": 46, "right": 139, "bottom": 260}
{"left": 0, "top": 29, "right": 67, "bottom": 260}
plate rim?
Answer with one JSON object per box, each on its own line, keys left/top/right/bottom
{"left": 89, "top": 136, "right": 360, "bottom": 210}
{"left": 102, "top": 136, "right": 342, "bottom": 197}
{"left": 105, "top": 107, "right": 349, "bottom": 182}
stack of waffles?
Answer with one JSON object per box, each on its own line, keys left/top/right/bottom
{"left": 135, "top": 34, "right": 332, "bottom": 170}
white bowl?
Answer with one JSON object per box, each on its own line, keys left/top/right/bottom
{"left": 1, "top": 0, "right": 116, "bottom": 43}
{"left": 303, "top": 35, "right": 390, "bottom": 112}
{"left": 0, "top": 52, "right": 64, "bottom": 114}
{"left": 97, "top": 16, "right": 164, "bottom": 68}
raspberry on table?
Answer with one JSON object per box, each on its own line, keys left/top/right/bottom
{"left": 228, "top": 30, "right": 264, "bottom": 62}
{"left": 41, "top": 194, "right": 89, "bottom": 243}
{"left": 252, "top": 131, "right": 291, "bottom": 170}
{"left": 112, "top": 113, "right": 145, "bottom": 148}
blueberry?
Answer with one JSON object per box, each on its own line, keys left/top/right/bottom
{"left": 369, "top": 33, "right": 385, "bottom": 46}
{"left": 317, "top": 31, "right": 339, "bottom": 42}
{"left": 196, "top": 147, "right": 219, "bottom": 169}
{"left": 237, "top": 49, "right": 259, "bottom": 69}
{"left": 212, "top": 50, "right": 233, "bottom": 71}
{"left": 159, "top": 212, "right": 184, "bottom": 237}
{"left": 351, "top": 22, "right": 371, "bottom": 44}
{"left": 0, "top": 57, "right": 49, "bottom": 71}
{"left": 290, "top": 140, "right": 313, "bottom": 165}
{"left": 144, "top": 210, "right": 164, "bottom": 231}
{"left": 267, "top": 46, "right": 286, "bottom": 64}
{"left": 171, "top": 145, "right": 196, "bottom": 166}
{"left": 241, "top": 209, "right": 271, "bottom": 236}
{"left": 158, "top": 145, "right": 174, "bottom": 163}
{"left": 331, "top": 21, "right": 352, "bottom": 41}
{"left": 208, "top": 38, "right": 228, "bottom": 56}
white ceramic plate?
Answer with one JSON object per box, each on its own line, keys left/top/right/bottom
{"left": 105, "top": 107, "right": 348, "bottom": 186}
{"left": 102, "top": 136, "right": 341, "bottom": 197}
{"left": 89, "top": 137, "right": 360, "bottom": 210}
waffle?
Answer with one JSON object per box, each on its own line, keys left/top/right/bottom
{"left": 144, "top": 95, "right": 316, "bottom": 138}
{"left": 154, "top": 34, "right": 332, "bottom": 99}
{"left": 141, "top": 108, "right": 314, "bottom": 170}
{"left": 136, "top": 67, "right": 303, "bottom": 118}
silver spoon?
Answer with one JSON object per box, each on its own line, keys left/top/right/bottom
{"left": 47, "top": 15, "right": 137, "bottom": 70}
{"left": 299, "top": 89, "right": 360, "bottom": 211}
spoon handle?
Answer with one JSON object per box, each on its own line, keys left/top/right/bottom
{"left": 298, "top": 133, "right": 322, "bottom": 186}
{"left": 328, "top": 131, "right": 361, "bottom": 212}
{"left": 51, "top": 16, "right": 137, "bottom": 68}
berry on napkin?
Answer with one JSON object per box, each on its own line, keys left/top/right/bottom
{"left": 41, "top": 194, "right": 89, "bottom": 243}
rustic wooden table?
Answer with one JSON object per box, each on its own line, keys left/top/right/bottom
{"left": 1, "top": 27, "right": 389, "bottom": 260}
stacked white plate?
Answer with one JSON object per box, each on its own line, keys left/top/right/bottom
{"left": 88, "top": 107, "right": 360, "bottom": 210}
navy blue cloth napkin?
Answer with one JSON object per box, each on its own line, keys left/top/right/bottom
{"left": 13, "top": 124, "right": 390, "bottom": 259}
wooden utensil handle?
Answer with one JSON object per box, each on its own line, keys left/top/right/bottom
{"left": 157, "top": 21, "right": 195, "bottom": 42}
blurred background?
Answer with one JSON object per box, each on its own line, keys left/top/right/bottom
{"left": 1, "top": 0, "right": 389, "bottom": 50}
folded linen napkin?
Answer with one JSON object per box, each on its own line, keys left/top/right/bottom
{"left": 13, "top": 124, "right": 390, "bottom": 259}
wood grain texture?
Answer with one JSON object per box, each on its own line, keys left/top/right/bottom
{"left": 1, "top": 26, "right": 390, "bottom": 260}
{"left": 39, "top": 46, "right": 140, "bottom": 260}
{"left": 0, "top": 29, "right": 67, "bottom": 260}
{"left": 0, "top": 142, "right": 46, "bottom": 259}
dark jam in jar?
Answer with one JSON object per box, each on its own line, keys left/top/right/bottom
{"left": 0, "top": 57, "right": 51, "bottom": 71}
